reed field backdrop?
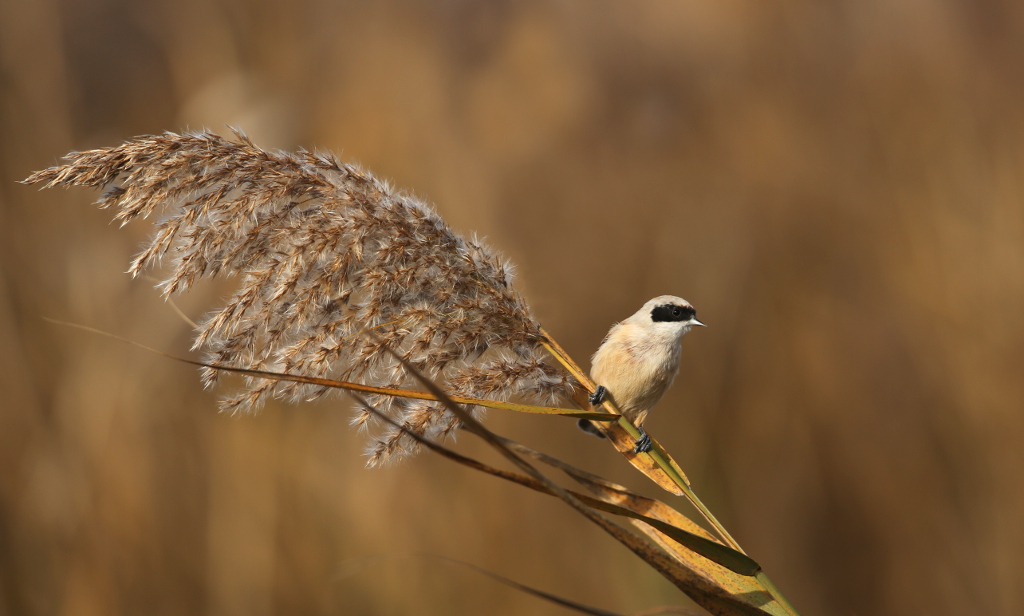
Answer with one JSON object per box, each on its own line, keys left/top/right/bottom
{"left": 2, "top": 2, "right": 1023, "bottom": 615}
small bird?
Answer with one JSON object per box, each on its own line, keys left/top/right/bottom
{"left": 580, "top": 295, "right": 705, "bottom": 454}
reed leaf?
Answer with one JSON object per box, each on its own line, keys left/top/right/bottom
{"left": 377, "top": 346, "right": 790, "bottom": 615}
{"left": 347, "top": 386, "right": 755, "bottom": 575}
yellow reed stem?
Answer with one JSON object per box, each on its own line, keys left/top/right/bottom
{"left": 538, "top": 327, "right": 802, "bottom": 616}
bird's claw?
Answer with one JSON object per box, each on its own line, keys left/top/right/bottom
{"left": 589, "top": 385, "right": 607, "bottom": 406}
{"left": 633, "top": 427, "right": 652, "bottom": 454}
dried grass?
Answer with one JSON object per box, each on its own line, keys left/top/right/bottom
{"left": 25, "top": 130, "right": 800, "bottom": 616}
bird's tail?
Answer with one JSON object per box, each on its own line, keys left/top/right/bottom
{"left": 576, "top": 418, "right": 607, "bottom": 439}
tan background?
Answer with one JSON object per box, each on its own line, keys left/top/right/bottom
{"left": 2, "top": 2, "right": 1023, "bottom": 615}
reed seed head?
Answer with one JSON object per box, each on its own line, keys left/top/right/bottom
{"left": 25, "top": 129, "right": 576, "bottom": 464}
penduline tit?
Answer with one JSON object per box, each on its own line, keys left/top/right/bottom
{"left": 580, "top": 295, "right": 705, "bottom": 454}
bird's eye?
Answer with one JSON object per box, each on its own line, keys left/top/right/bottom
{"left": 672, "top": 307, "right": 682, "bottom": 317}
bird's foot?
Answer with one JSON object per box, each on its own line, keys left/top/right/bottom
{"left": 589, "top": 385, "right": 607, "bottom": 406}
{"left": 633, "top": 426, "right": 652, "bottom": 454}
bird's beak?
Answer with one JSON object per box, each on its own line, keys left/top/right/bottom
{"left": 690, "top": 318, "right": 706, "bottom": 327}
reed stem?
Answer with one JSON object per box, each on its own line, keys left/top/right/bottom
{"left": 538, "top": 328, "right": 801, "bottom": 616}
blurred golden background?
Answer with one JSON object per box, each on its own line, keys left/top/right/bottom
{"left": 2, "top": 1, "right": 1023, "bottom": 615}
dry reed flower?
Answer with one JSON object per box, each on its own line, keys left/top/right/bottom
{"left": 25, "top": 129, "right": 577, "bottom": 464}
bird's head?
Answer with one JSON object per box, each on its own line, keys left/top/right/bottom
{"left": 634, "top": 295, "right": 705, "bottom": 339}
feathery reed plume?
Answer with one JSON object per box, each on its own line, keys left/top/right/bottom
{"left": 25, "top": 129, "right": 577, "bottom": 464}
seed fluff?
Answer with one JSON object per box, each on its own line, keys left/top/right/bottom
{"left": 25, "top": 129, "right": 577, "bottom": 465}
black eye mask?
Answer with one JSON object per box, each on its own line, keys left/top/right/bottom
{"left": 651, "top": 303, "right": 696, "bottom": 323}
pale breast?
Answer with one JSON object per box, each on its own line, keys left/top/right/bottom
{"left": 590, "top": 323, "right": 682, "bottom": 424}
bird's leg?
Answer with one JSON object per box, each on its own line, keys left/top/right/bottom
{"left": 589, "top": 385, "right": 607, "bottom": 406}
{"left": 633, "top": 426, "right": 652, "bottom": 454}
